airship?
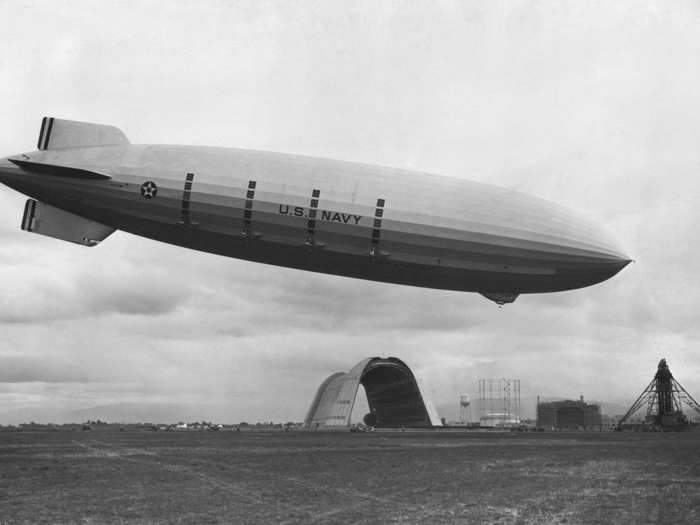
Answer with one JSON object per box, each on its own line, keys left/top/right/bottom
{"left": 0, "top": 117, "right": 630, "bottom": 305}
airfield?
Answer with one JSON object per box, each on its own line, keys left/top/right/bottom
{"left": 1, "top": 430, "right": 700, "bottom": 524}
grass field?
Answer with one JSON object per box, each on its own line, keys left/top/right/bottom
{"left": 1, "top": 429, "right": 700, "bottom": 524}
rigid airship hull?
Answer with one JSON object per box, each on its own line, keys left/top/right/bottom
{"left": 0, "top": 118, "right": 630, "bottom": 303}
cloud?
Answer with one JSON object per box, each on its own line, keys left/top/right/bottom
{"left": 0, "top": 235, "right": 192, "bottom": 324}
{"left": 0, "top": 356, "right": 89, "bottom": 383}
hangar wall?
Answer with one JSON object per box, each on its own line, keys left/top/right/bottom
{"left": 304, "top": 357, "right": 442, "bottom": 429}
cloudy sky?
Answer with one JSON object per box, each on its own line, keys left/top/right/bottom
{"left": 1, "top": 0, "right": 699, "bottom": 424}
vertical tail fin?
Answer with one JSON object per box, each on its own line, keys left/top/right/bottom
{"left": 37, "top": 117, "right": 129, "bottom": 150}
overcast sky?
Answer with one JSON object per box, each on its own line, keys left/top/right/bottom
{"left": 1, "top": 0, "right": 699, "bottom": 424}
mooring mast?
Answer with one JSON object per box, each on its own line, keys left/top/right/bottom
{"left": 618, "top": 358, "right": 700, "bottom": 428}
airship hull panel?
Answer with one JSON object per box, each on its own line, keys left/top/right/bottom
{"left": 0, "top": 142, "right": 630, "bottom": 296}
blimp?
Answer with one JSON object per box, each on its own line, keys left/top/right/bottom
{"left": 0, "top": 117, "right": 630, "bottom": 304}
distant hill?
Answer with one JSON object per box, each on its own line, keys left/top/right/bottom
{"left": 0, "top": 402, "right": 234, "bottom": 425}
{"left": 599, "top": 401, "right": 632, "bottom": 417}
{"left": 434, "top": 397, "right": 633, "bottom": 423}
{"left": 0, "top": 398, "right": 636, "bottom": 426}
{"left": 435, "top": 396, "right": 540, "bottom": 422}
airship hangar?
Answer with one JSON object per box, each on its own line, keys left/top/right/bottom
{"left": 305, "top": 357, "right": 442, "bottom": 429}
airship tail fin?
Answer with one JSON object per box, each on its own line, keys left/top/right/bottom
{"left": 21, "top": 199, "right": 115, "bottom": 246}
{"left": 37, "top": 117, "right": 129, "bottom": 151}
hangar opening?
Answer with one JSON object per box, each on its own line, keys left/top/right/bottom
{"left": 304, "top": 357, "right": 441, "bottom": 429}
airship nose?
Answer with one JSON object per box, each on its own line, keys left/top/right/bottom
{"left": 548, "top": 225, "right": 632, "bottom": 291}
{"left": 614, "top": 257, "right": 633, "bottom": 275}
{"left": 587, "top": 255, "right": 632, "bottom": 282}
{"left": 486, "top": 186, "right": 633, "bottom": 293}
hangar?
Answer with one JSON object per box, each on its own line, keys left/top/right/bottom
{"left": 304, "top": 357, "right": 442, "bottom": 429}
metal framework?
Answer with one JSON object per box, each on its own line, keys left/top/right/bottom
{"left": 478, "top": 378, "right": 521, "bottom": 424}
{"left": 618, "top": 359, "right": 700, "bottom": 428}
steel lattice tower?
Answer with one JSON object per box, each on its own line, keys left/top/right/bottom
{"left": 618, "top": 359, "right": 700, "bottom": 428}
{"left": 478, "top": 378, "right": 521, "bottom": 424}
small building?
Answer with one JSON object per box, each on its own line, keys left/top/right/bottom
{"left": 537, "top": 396, "right": 602, "bottom": 430}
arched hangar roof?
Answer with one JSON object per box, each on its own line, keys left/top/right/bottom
{"left": 304, "top": 357, "right": 442, "bottom": 429}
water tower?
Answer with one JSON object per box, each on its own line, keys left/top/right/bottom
{"left": 459, "top": 394, "right": 472, "bottom": 424}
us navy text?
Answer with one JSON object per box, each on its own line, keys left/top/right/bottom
{"left": 278, "top": 205, "right": 362, "bottom": 225}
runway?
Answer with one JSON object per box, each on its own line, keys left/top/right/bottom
{"left": 1, "top": 430, "right": 699, "bottom": 524}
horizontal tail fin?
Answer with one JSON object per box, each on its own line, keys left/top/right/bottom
{"left": 9, "top": 159, "right": 111, "bottom": 180}
{"left": 37, "top": 117, "right": 129, "bottom": 151}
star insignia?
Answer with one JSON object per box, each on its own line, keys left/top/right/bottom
{"left": 140, "top": 181, "right": 158, "bottom": 199}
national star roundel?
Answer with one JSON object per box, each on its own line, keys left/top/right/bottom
{"left": 140, "top": 181, "right": 158, "bottom": 199}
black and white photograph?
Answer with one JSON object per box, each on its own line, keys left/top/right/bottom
{"left": 1, "top": 1, "right": 699, "bottom": 523}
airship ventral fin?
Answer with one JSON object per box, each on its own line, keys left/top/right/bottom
{"left": 37, "top": 117, "right": 129, "bottom": 151}
{"left": 9, "top": 159, "right": 111, "bottom": 180}
{"left": 21, "top": 199, "right": 115, "bottom": 247}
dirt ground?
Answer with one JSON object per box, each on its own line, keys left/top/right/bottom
{"left": 1, "top": 429, "right": 699, "bottom": 524}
